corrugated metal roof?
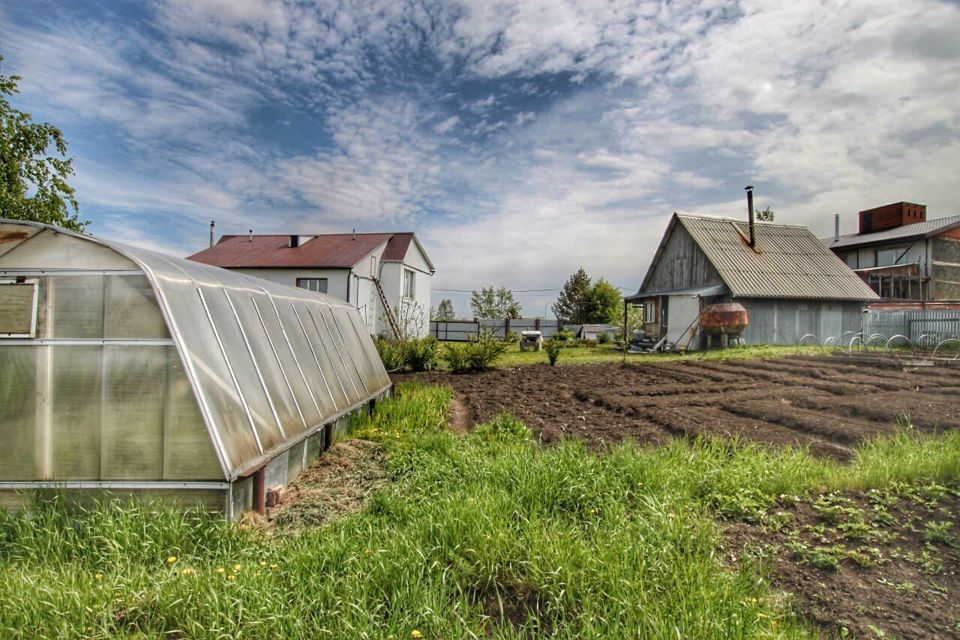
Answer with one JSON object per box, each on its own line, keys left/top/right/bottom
{"left": 674, "top": 215, "right": 878, "bottom": 301}
{"left": 381, "top": 233, "right": 412, "bottom": 261}
{"left": 188, "top": 233, "right": 395, "bottom": 268}
{"left": 825, "top": 214, "right": 960, "bottom": 249}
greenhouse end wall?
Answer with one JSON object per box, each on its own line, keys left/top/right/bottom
{"left": 0, "top": 220, "right": 392, "bottom": 518}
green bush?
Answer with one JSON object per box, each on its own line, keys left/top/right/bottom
{"left": 545, "top": 338, "right": 562, "bottom": 366}
{"left": 552, "top": 329, "right": 574, "bottom": 342}
{"left": 441, "top": 329, "right": 507, "bottom": 373}
{"left": 375, "top": 336, "right": 405, "bottom": 371}
{"left": 404, "top": 336, "right": 438, "bottom": 372}
{"left": 375, "top": 336, "right": 438, "bottom": 372}
{"left": 597, "top": 332, "right": 611, "bottom": 344}
{"left": 471, "top": 413, "right": 531, "bottom": 443}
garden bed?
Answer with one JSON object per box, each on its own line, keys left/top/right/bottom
{"left": 398, "top": 355, "right": 960, "bottom": 456}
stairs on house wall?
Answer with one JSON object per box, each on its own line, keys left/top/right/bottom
{"left": 372, "top": 277, "right": 402, "bottom": 339}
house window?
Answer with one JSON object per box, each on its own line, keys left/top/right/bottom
{"left": 296, "top": 278, "right": 328, "bottom": 293}
{"left": 0, "top": 280, "right": 39, "bottom": 338}
{"left": 876, "top": 248, "right": 901, "bottom": 267}
{"left": 403, "top": 269, "right": 415, "bottom": 298}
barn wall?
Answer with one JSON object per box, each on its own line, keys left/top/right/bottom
{"left": 738, "top": 299, "right": 865, "bottom": 345}
{"left": 645, "top": 224, "right": 724, "bottom": 292}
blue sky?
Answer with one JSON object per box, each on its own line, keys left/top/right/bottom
{"left": 3, "top": 0, "right": 959, "bottom": 317}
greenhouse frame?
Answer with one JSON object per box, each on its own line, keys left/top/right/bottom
{"left": 0, "top": 219, "right": 392, "bottom": 518}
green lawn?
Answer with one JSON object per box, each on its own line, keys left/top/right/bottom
{"left": 2, "top": 382, "right": 958, "bottom": 638}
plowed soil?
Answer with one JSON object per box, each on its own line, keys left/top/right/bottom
{"left": 397, "top": 356, "right": 960, "bottom": 458}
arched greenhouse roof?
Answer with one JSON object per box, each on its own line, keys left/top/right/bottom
{"left": 0, "top": 219, "right": 391, "bottom": 481}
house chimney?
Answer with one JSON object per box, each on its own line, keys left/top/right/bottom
{"left": 834, "top": 214, "right": 840, "bottom": 242}
{"left": 745, "top": 185, "right": 755, "bottom": 247}
{"left": 289, "top": 234, "right": 300, "bottom": 248}
{"left": 352, "top": 228, "right": 356, "bottom": 241}
{"left": 209, "top": 221, "right": 215, "bottom": 248}
{"left": 248, "top": 229, "right": 253, "bottom": 243}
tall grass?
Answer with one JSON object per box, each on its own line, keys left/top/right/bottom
{"left": 1, "top": 383, "right": 957, "bottom": 638}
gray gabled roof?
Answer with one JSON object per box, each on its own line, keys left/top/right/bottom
{"left": 825, "top": 214, "right": 960, "bottom": 250}
{"left": 639, "top": 214, "right": 878, "bottom": 302}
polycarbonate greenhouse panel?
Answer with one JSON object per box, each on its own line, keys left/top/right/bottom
{"left": 0, "top": 219, "right": 391, "bottom": 485}
{"left": 112, "top": 238, "right": 392, "bottom": 480}
{"left": 0, "top": 347, "right": 37, "bottom": 480}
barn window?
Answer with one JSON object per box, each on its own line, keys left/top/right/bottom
{"left": 0, "top": 280, "right": 39, "bottom": 338}
{"left": 642, "top": 300, "right": 655, "bottom": 323}
{"left": 403, "top": 269, "right": 415, "bottom": 298}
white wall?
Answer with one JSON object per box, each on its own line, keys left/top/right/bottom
{"left": 225, "top": 237, "right": 432, "bottom": 338}
{"left": 845, "top": 241, "right": 928, "bottom": 274}
{"left": 666, "top": 294, "right": 700, "bottom": 345}
{"left": 230, "top": 268, "right": 351, "bottom": 300}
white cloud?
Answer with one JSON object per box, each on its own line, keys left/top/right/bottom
{"left": 433, "top": 115, "right": 460, "bottom": 134}
{"left": 3, "top": 0, "right": 959, "bottom": 311}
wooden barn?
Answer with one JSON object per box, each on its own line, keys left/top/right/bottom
{"left": 626, "top": 213, "right": 878, "bottom": 348}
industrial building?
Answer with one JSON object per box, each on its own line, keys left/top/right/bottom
{"left": 627, "top": 208, "right": 878, "bottom": 348}
{"left": 0, "top": 219, "right": 391, "bottom": 517}
{"left": 825, "top": 202, "right": 960, "bottom": 301}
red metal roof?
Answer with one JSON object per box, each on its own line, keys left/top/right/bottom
{"left": 381, "top": 233, "right": 413, "bottom": 261}
{"left": 187, "top": 233, "right": 398, "bottom": 268}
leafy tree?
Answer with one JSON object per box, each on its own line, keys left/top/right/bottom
{"left": 0, "top": 56, "right": 86, "bottom": 231}
{"left": 470, "top": 286, "right": 521, "bottom": 319}
{"left": 585, "top": 279, "right": 622, "bottom": 324}
{"left": 432, "top": 299, "right": 455, "bottom": 321}
{"left": 756, "top": 206, "right": 774, "bottom": 221}
{"left": 552, "top": 267, "right": 592, "bottom": 323}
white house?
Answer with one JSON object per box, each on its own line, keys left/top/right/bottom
{"left": 188, "top": 232, "right": 434, "bottom": 337}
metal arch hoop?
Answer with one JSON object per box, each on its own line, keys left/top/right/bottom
{"left": 847, "top": 334, "right": 863, "bottom": 355}
{"left": 884, "top": 334, "right": 913, "bottom": 351}
{"left": 797, "top": 333, "right": 822, "bottom": 353}
{"left": 933, "top": 338, "right": 960, "bottom": 360}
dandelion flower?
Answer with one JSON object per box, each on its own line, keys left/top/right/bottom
{"left": 94, "top": 573, "right": 103, "bottom": 580}
{"left": 215, "top": 567, "right": 225, "bottom": 574}
{"left": 228, "top": 574, "right": 236, "bottom": 581}
{"left": 166, "top": 556, "right": 178, "bottom": 565}
{"left": 233, "top": 563, "right": 242, "bottom": 572}
{"left": 411, "top": 631, "right": 422, "bottom": 639}
{"left": 259, "top": 561, "right": 267, "bottom": 567}
{"left": 270, "top": 563, "right": 279, "bottom": 569}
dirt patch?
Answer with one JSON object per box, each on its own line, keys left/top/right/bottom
{"left": 264, "top": 440, "right": 388, "bottom": 530}
{"left": 447, "top": 393, "right": 475, "bottom": 434}
{"left": 726, "top": 486, "right": 960, "bottom": 640}
{"left": 396, "top": 356, "right": 960, "bottom": 455}
{"left": 463, "top": 580, "right": 562, "bottom": 638}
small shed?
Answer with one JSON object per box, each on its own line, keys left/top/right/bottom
{"left": 578, "top": 324, "right": 615, "bottom": 342}
{"left": 626, "top": 214, "right": 879, "bottom": 348}
{"left": 0, "top": 219, "right": 391, "bottom": 517}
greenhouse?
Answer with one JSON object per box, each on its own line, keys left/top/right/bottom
{"left": 0, "top": 219, "right": 391, "bottom": 518}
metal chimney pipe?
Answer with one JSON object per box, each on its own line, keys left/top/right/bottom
{"left": 745, "top": 185, "right": 755, "bottom": 247}
{"left": 834, "top": 214, "right": 840, "bottom": 242}
{"left": 248, "top": 229, "right": 253, "bottom": 243}
{"left": 352, "top": 228, "right": 356, "bottom": 241}
{"left": 209, "top": 221, "right": 215, "bottom": 248}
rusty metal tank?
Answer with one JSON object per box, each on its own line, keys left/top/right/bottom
{"left": 698, "top": 303, "right": 749, "bottom": 336}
